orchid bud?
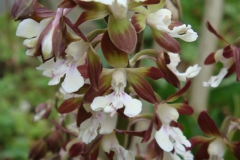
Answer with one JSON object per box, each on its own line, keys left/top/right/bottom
{"left": 66, "top": 139, "right": 86, "bottom": 158}
{"left": 28, "top": 139, "right": 47, "bottom": 160}
{"left": 46, "top": 130, "right": 64, "bottom": 153}
{"left": 11, "top": 0, "right": 37, "bottom": 21}
{"left": 34, "top": 102, "right": 52, "bottom": 122}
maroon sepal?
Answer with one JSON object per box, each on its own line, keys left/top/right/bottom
{"left": 206, "top": 21, "right": 229, "bottom": 44}
{"left": 105, "top": 151, "right": 114, "bottom": 160}
{"left": 204, "top": 52, "right": 216, "bottom": 65}
{"left": 156, "top": 55, "right": 180, "bottom": 88}
{"left": 34, "top": 21, "right": 53, "bottom": 60}
{"left": 28, "top": 139, "right": 47, "bottom": 160}
{"left": 101, "top": 31, "right": 128, "bottom": 68}
{"left": 58, "top": 0, "right": 76, "bottom": 8}
{"left": 83, "top": 74, "right": 112, "bottom": 103}
{"left": 155, "top": 140, "right": 164, "bottom": 160}
{"left": 74, "top": 1, "right": 107, "bottom": 11}
{"left": 33, "top": 5, "right": 56, "bottom": 19}
{"left": 225, "top": 64, "right": 236, "bottom": 78}
{"left": 77, "top": 64, "right": 89, "bottom": 79}
{"left": 223, "top": 45, "right": 234, "bottom": 58}
{"left": 87, "top": 46, "right": 103, "bottom": 91}
{"left": 198, "top": 111, "right": 221, "bottom": 137}
{"left": 131, "top": 13, "right": 147, "bottom": 33}
{"left": 152, "top": 27, "right": 181, "bottom": 53}
{"left": 68, "top": 141, "right": 87, "bottom": 157}
{"left": 108, "top": 14, "right": 137, "bottom": 54}
{"left": 166, "top": 79, "right": 191, "bottom": 102}
{"left": 46, "top": 130, "right": 64, "bottom": 153}
{"left": 142, "top": 117, "right": 154, "bottom": 143}
{"left": 76, "top": 103, "right": 92, "bottom": 127}
{"left": 127, "top": 67, "right": 164, "bottom": 80}
{"left": 190, "top": 136, "right": 210, "bottom": 149}
{"left": 175, "top": 102, "right": 194, "bottom": 115}
{"left": 52, "top": 17, "right": 67, "bottom": 60}
{"left": 51, "top": 119, "right": 78, "bottom": 137}
{"left": 58, "top": 97, "right": 83, "bottom": 114}
{"left": 195, "top": 142, "right": 210, "bottom": 160}
{"left": 233, "top": 47, "right": 240, "bottom": 81}
{"left": 74, "top": 10, "right": 108, "bottom": 27}
{"left": 115, "top": 129, "right": 147, "bottom": 137}
{"left": 231, "top": 142, "right": 240, "bottom": 159}
{"left": 127, "top": 72, "right": 158, "bottom": 104}
{"left": 63, "top": 16, "right": 87, "bottom": 41}
{"left": 11, "top": 0, "right": 38, "bottom": 20}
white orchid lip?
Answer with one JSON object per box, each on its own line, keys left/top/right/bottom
{"left": 91, "top": 68, "right": 142, "bottom": 117}
{"left": 166, "top": 52, "right": 201, "bottom": 81}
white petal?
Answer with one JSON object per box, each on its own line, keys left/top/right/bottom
{"left": 65, "top": 40, "right": 89, "bottom": 61}
{"left": 155, "top": 125, "right": 173, "bottom": 152}
{"left": 23, "top": 37, "right": 38, "bottom": 48}
{"left": 81, "top": 0, "right": 114, "bottom": 5}
{"left": 147, "top": 9, "right": 172, "bottom": 29}
{"left": 156, "top": 103, "right": 179, "bottom": 124}
{"left": 113, "top": 146, "right": 135, "bottom": 160}
{"left": 79, "top": 117, "right": 99, "bottom": 144}
{"left": 16, "top": 19, "right": 42, "bottom": 38}
{"left": 62, "top": 64, "right": 84, "bottom": 93}
{"left": 207, "top": 138, "right": 225, "bottom": 158}
{"left": 116, "top": 0, "right": 127, "bottom": 7}
{"left": 48, "top": 75, "right": 62, "bottom": 85}
{"left": 203, "top": 68, "right": 228, "bottom": 87}
{"left": 26, "top": 49, "right": 35, "bottom": 56}
{"left": 169, "top": 24, "right": 198, "bottom": 42}
{"left": 99, "top": 112, "right": 117, "bottom": 134}
{"left": 170, "top": 127, "right": 191, "bottom": 148}
{"left": 122, "top": 93, "right": 142, "bottom": 117}
{"left": 91, "top": 93, "right": 113, "bottom": 111}
{"left": 41, "top": 28, "right": 54, "bottom": 59}
{"left": 101, "top": 133, "right": 119, "bottom": 153}
{"left": 109, "top": 1, "right": 128, "bottom": 19}
{"left": 176, "top": 64, "right": 202, "bottom": 81}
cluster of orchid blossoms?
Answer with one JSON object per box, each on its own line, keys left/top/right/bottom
{"left": 12, "top": 0, "right": 240, "bottom": 159}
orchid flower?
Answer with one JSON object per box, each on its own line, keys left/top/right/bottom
{"left": 132, "top": 5, "right": 198, "bottom": 52}
{"left": 91, "top": 68, "right": 142, "bottom": 117}
{"left": 101, "top": 133, "right": 134, "bottom": 160}
{"left": 78, "top": 111, "right": 117, "bottom": 144}
{"left": 16, "top": 17, "right": 52, "bottom": 57}
{"left": 147, "top": 8, "right": 198, "bottom": 42}
{"left": 155, "top": 104, "right": 192, "bottom": 158}
{"left": 190, "top": 111, "right": 240, "bottom": 160}
{"left": 203, "top": 48, "right": 234, "bottom": 88}
{"left": 37, "top": 40, "right": 88, "bottom": 93}
{"left": 203, "top": 22, "right": 240, "bottom": 87}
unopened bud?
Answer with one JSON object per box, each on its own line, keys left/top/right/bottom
{"left": 11, "top": 0, "right": 37, "bottom": 21}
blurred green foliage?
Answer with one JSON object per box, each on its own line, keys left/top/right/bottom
{"left": 0, "top": 13, "right": 56, "bottom": 159}
{"left": 1, "top": 0, "right": 240, "bottom": 159}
